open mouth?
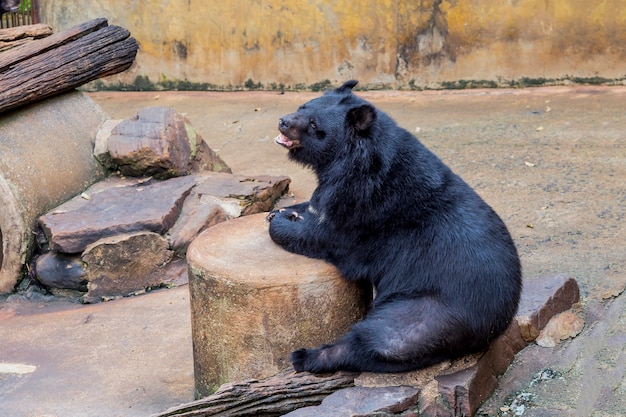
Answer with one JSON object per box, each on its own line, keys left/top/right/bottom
{"left": 275, "top": 133, "right": 299, "bottom": 150}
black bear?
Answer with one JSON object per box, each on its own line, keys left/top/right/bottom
{"left": 0, "top": 0, "right": 20, "bottom": 17}
{"left": 267, "top": 80, "right": 522, "bottom": 373}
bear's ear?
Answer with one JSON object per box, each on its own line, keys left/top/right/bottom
{"left": 335, "top": 80, "right": 358, "bottom": 94}
{"left": 347, "top": 104, "right": 376, "bottom": 135}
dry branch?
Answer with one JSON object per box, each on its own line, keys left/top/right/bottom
{"left": 153, "top": 371, "right": 358, "bottom": 417}
{"left": 0, "top": 18, "right": 138, "bottom": 114}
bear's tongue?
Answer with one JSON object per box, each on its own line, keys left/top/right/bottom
{"left": 275, "top": 133, "right": 294, "bottom": 149}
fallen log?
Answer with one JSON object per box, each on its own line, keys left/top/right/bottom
{"left": 0, "top": 18, "right": 138, "bottom": 114}
{"left": 152, "top": 371, "right": 358, "bottom": 417}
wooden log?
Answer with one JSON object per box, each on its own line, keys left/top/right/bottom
{"left": 0, "top": 23, "right": 52, "bottom": 52}
{"left": 0, "top": 37, "right": 39, "bottom": 53}
{"left": 0, "top": 18, "right": 107, "bottom": 71}
{"left": 152, "top": 371, "right": 358, "bottom": 417}
{"left": 0, "top": 18, "right": 138, "bottom": 114}
{"left": 0, "top": 23, "right": 53, "bottom": 42}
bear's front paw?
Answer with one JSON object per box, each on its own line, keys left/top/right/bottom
{"left": 287, "top": 211, "right": 304, "bottom": 221}
{"left": 266, "top": 210, "right": 278, "bottom": 222}
{"left": 267, "top": 208, "right": 303, "bottom": 222}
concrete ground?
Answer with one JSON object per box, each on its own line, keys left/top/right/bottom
{"left": 0, "top": 86, "right": 624, "bottom": 417}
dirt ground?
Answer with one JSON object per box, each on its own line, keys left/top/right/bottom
{"left": 0, "top": 86, "right": 623, "bottom": 416}
{"left": 90, "top": 87, "right": 626, "bottom": 297}
{"left": 90, "top": 86, "right": 625, "bottom": 416}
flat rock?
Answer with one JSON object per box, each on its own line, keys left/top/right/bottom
{"left": 81, "top": 231, "right": 173, "bottom": 303}
{"left": 165, "top": 192, "right": 229, "bottom": 255}
{"left": 283, "top": 386, "right": 420, "bottom": 417}
{"left": 515, "top": 274, "right": 580, "bottom": 342}
{"left": 106, "top": 107, "right": 231, "bottom": 178}
{"left": 167, "top": 173, "right": 291, "bottom": 254}
{"left": 39, "top": 176, "right": 197, "bottom": 253}
{"left": 194, "top": 173, "right": 291, "bottom": 215}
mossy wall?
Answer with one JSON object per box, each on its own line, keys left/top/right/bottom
{"left": 39, "top": 0, "right": 626, "bottom": 89}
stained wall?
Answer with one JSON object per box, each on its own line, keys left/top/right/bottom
{"left": 39, "top": 0, "right": 626, "bottom": 89}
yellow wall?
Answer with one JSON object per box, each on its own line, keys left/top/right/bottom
{"left": 39, "top": 0, "right": 626, "bottom": 89}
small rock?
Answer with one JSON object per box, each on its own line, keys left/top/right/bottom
{"left": 81, "top": 231, "right": 173, "bottom": 303}
{"left": 535, "top": 307, "right": 585, "bottom": 347}
{"left": 35, "top": 252, "right": 87, "bottom": 291}
{"left": 436, "top": 360, "right": 497, "bottom": 417}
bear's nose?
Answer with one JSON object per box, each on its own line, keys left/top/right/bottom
{"left": 278, "top": 118, "right": 290, "bottom": 129}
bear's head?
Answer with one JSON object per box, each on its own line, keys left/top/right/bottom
{"left": 275, "top": 80, "right": 377, "bottom": 172}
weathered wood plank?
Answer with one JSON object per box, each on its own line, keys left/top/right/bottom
{"left": 152, "top": 371, "right": 358, "bottom": 417}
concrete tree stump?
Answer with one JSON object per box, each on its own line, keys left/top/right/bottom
{"left": 186, "top": 213, "right": 372, "bottom": 398}
{"left": 0, "top": 91, "right": 107, "bottom": 294}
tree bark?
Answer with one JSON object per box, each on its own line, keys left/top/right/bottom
{"left": 0, "top": 18, "right": 138, "bottom": 114}
{"left": 0, "top": 23, "right": 52, "bottom": 52}
{"left": 153, "top": 371, "right": 358, "bottom": 417}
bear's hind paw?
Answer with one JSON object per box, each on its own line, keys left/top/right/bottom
{"left": 289, "top": 348, "right": 309, "bottom": 372}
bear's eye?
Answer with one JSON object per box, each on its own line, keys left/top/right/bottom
{"left": 309, "top": 118, "right": 317, "bottom": 130}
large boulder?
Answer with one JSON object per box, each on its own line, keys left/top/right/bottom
{"left": 101, "top": 106, "right": 231, "bottom": 178}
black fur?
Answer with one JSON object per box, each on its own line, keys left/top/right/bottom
{"left": 0, "top": 0, "right": 20, "bottom": 16}
{"left": 268, "top": 80, "right": 522, "bottom": 373}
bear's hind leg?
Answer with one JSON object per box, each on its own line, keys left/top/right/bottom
{"left": 290, "top": 297, "right": 464, "bottom": 373}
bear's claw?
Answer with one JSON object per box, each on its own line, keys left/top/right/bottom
{"left": 267, "top": 208, "right": 303, "bottom": 222}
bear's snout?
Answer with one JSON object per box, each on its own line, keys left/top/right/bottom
{"left": 276, "top": 115, "right": 301, "bottom": 150}
{"left": 278, "top": 117, "right": 291, "bottom": 130}
{"left": 278, "top": 113, "right": 305, "bottom": 132}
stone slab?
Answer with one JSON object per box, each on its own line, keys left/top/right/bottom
{"left": 516, "top": 274, "right": 580, "bottom": 342}
{"left": 166, "top": 172, "right": 290, "bottom": 254}
{"left": 81, "top": 231, "right": 173, "bottom": 303}
{"left": 39, "top": 175, "right": 197, "bottom": 253}
{"left": 283, "top": 386, "right": 421, "bottom": 417}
